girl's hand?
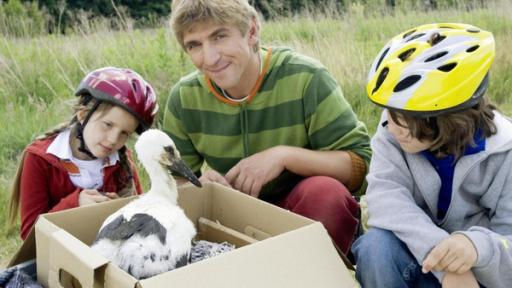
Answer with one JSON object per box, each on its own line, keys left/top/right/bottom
{"left": 104, "top": 192, "right": 120, "bottom": 199}
{"left": 422, "top": 234, "right": 477, "bottom": 274}
{"left": 79, "top": 189, "right": 110, "bottom": 206}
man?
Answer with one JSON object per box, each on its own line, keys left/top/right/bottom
{"left": 163, "top": 0, "right": 371, "bottom": 254}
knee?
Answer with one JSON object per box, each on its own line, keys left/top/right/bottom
{"left": 353, "top": 228, "right": 401, "bottom": 265}
{"left": 286, "top": 176, "right": 359, "bottom": 218}
{"left": 354, "top": 229, "right": 419, "bottom": 287}
{"left": 296, "top": 176, "right": 349, "bottom": 194}
{"left": 292, "top": 176, "right": 354, "bottom": 206}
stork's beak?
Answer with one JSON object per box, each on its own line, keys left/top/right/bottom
{"left": 169, "top": 159, "right": 202, "bottom": 188}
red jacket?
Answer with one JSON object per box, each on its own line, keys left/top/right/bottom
{"left": 19, "top": 135, "right": 143, "bottom": 239}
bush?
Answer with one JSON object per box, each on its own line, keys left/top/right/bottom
{"left": 0, "top": 0, "right": 49, "bottom": 37}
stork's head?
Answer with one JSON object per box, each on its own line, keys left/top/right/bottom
{"left": 135, "top": 129, "right": 201, "bottom": 187}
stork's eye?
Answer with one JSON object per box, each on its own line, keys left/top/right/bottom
{"left": 164, "top": 146, "right": 175, "bottom": 155}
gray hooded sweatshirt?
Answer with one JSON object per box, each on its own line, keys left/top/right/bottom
{"left": 367, "top": 110, "right": 512, "bottom": 287}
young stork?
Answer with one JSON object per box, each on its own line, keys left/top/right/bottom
{"left": 91, "top": 129, "right": 201, "bottom": 279}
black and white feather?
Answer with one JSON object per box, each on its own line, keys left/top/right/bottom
{"left": 190, "top": 240, "right": 235, "bottom": 263}
{"left": 91, "top": 129, "right": 202, "bottom": 280}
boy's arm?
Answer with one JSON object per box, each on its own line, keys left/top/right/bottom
{"left": 453, "top": 155, "right": 512, "bottom": 288}
{"left": 366, "top": 111, "right": 449, "bottom": 282}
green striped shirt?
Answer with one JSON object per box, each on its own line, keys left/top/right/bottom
{"left": 163, "top": 47, "right": 371, "bottom": 197}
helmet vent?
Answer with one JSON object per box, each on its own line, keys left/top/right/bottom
{"left": 467, "top": 29, "right": 480, "bottom": 33}
{"left": 437, "top": 63, "right": 457, "bottom": 72}
{"left": 406, "top": 33, "right": 426, "bottom": 42}
{"left": 428, "top": 33, "right": 446, "bottom": 46}
{"left": 372, "top": 67, "right": 389, "bottom": 94}
{"left": 131, "top": 81, "right": 138, "bottom": 92}
{"left": 439, "top": 25, "right": 455, "bottom": 29}
{"left": 425, "top": 51, "right": 448, "bottom": 62}
{"left": 402, "top": 29, "right": 416, "bottom": 39}
{"left": 466, "top": 45, "right": 480, "bottom": 53}
{"left": 375, "top": 47, "right": 390, "bottom": 72}
{"left": 398, "top": 48, "right": 416, "bottom": 62}
{"left": 393, "top": 75, "right": 421, "bottom": 92}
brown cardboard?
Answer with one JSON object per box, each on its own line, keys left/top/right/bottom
{"left": 197, "top": 217, "right": 257, "bottom": 247}
{"left": 7, "top": 226, "right": 35, "bottom": 267}
{"left": 9, "top": 183, "right": 357, "bottom": 288}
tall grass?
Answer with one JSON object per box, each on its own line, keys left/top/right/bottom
{"left": 1, "top": 0, "right": 511, "bottom": 266}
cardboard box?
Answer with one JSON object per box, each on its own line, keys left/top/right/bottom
{"left": 9, "top": 183, "right": 357, "bottom": 288}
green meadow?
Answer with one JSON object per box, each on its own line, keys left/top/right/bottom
{"left": 1, "top": 1, "right": 511, "bottom": 266}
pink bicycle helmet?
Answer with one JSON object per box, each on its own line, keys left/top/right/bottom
{"left": 75, "top": 67, "right": 158, "bottom": 134}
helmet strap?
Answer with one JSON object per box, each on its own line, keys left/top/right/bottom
{"left": 76, "top": 100, "right": 101, "bottom": 159}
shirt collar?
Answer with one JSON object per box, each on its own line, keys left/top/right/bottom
{"left": 47, "top": 128, "right": 119, "bottom": 167}
{"left": 422, "top": 129, "right": 486, "bottom": 161}
{"left": 464, "top": 129, "right": 485, "bottom": 155}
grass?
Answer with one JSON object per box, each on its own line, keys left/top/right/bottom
{"left": 1, "top": 1, "right": 512, "bottom": 267}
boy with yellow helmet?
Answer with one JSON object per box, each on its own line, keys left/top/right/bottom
{"left": 352, "top": 23, "right": 512, "bottom": 288}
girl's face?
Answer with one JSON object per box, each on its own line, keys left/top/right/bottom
{"left": 386, "top": 110, "right": 432, "bottom": 154}
{"left": 79, "top": 105, "right": 139, "bottom": 159}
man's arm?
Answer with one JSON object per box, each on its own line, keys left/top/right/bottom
{"left": 301, "top": 68, "right": 371, "bottom": 193}
{"left": 225, "top": 145, "right": 365, "bottom": 197}
{"left": 277, "top": 146, "right": 363, "bottom": 190}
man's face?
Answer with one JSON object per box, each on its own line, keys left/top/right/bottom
{"left": 182, "top": 19, "right": 259, "bottom": 94}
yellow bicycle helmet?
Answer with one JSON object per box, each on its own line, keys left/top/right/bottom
{"left": 367, "top": 23, "right": 495, "bottom": 117}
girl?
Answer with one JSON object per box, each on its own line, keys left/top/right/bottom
{"left": 353, "top": 23, "right": 512, "bottom": 287}
{"left": 9, "top": 67, "right": 158, "bottom": 239}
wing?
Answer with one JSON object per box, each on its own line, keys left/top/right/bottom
{"left": 96, "top": 213, "right": 167, "bottom": 245}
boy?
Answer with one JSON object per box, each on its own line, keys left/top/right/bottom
{"left": 353, "top": 23, "right": 512, "bottom": 288}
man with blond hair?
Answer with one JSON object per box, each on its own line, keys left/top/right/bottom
{"left": 163, "top": 0, "right": 371, "bottom": 255}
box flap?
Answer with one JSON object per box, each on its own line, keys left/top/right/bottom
{"left": 7, "top": 197, "right": 136, "bottom": 270}
{"left": 197, "top": 217, "right": 257, "bottom": 247}
{"left": 43, "top": 197, "right": 136, "bottom": 245}
{"left": 139, "top": 222, "right": 357, "bottom": 288}
{"left": 33, "top": 197, "right": 135, "bottom": 287}
{"left": 36, "top": 216, "right": 61, "bottom": 287}
{"left": 104, "top": 262, "right": 138, "bottom": 288}
{"left": 48, "top": 229, "right": 108, "bottom": 287}
{"left": 180, "top": 183, "right": 313, "bottom": 236}
{"left": 181, "top": 183, "right": 353, "bottom": 269}
{"left": 7, "top": 226, "right": 35, "bottom": 267}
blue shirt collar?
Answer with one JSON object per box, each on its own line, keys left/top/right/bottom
{"left": 422, "top": 129, "right": 486, "bottom": 161}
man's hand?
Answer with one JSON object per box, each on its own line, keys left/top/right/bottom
{"left": 442, "top": 271, "right": 479, "bottom": 288}
{"left": 225, "top": 146, "right": 287, "bottom": 198}
{"left": 422, "top": 233, "right": 477, "bottom": 274}
{"left": 199, "top": 169, "right": 232, "bottom": 188}
{"left": 79, "top": 189, "right": 111, "bottom": 206}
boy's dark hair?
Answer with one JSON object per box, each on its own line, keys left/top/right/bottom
{"left": 389, "top": 96, "right": 497, "bottom": 159}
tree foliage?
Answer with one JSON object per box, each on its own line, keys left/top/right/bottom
{"left": 0, "top": 0, "right": 491, "bottom": 36}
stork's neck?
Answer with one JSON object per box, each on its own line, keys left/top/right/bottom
{"left": 146, "top": 165, "right": 179, "bottom": 205}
